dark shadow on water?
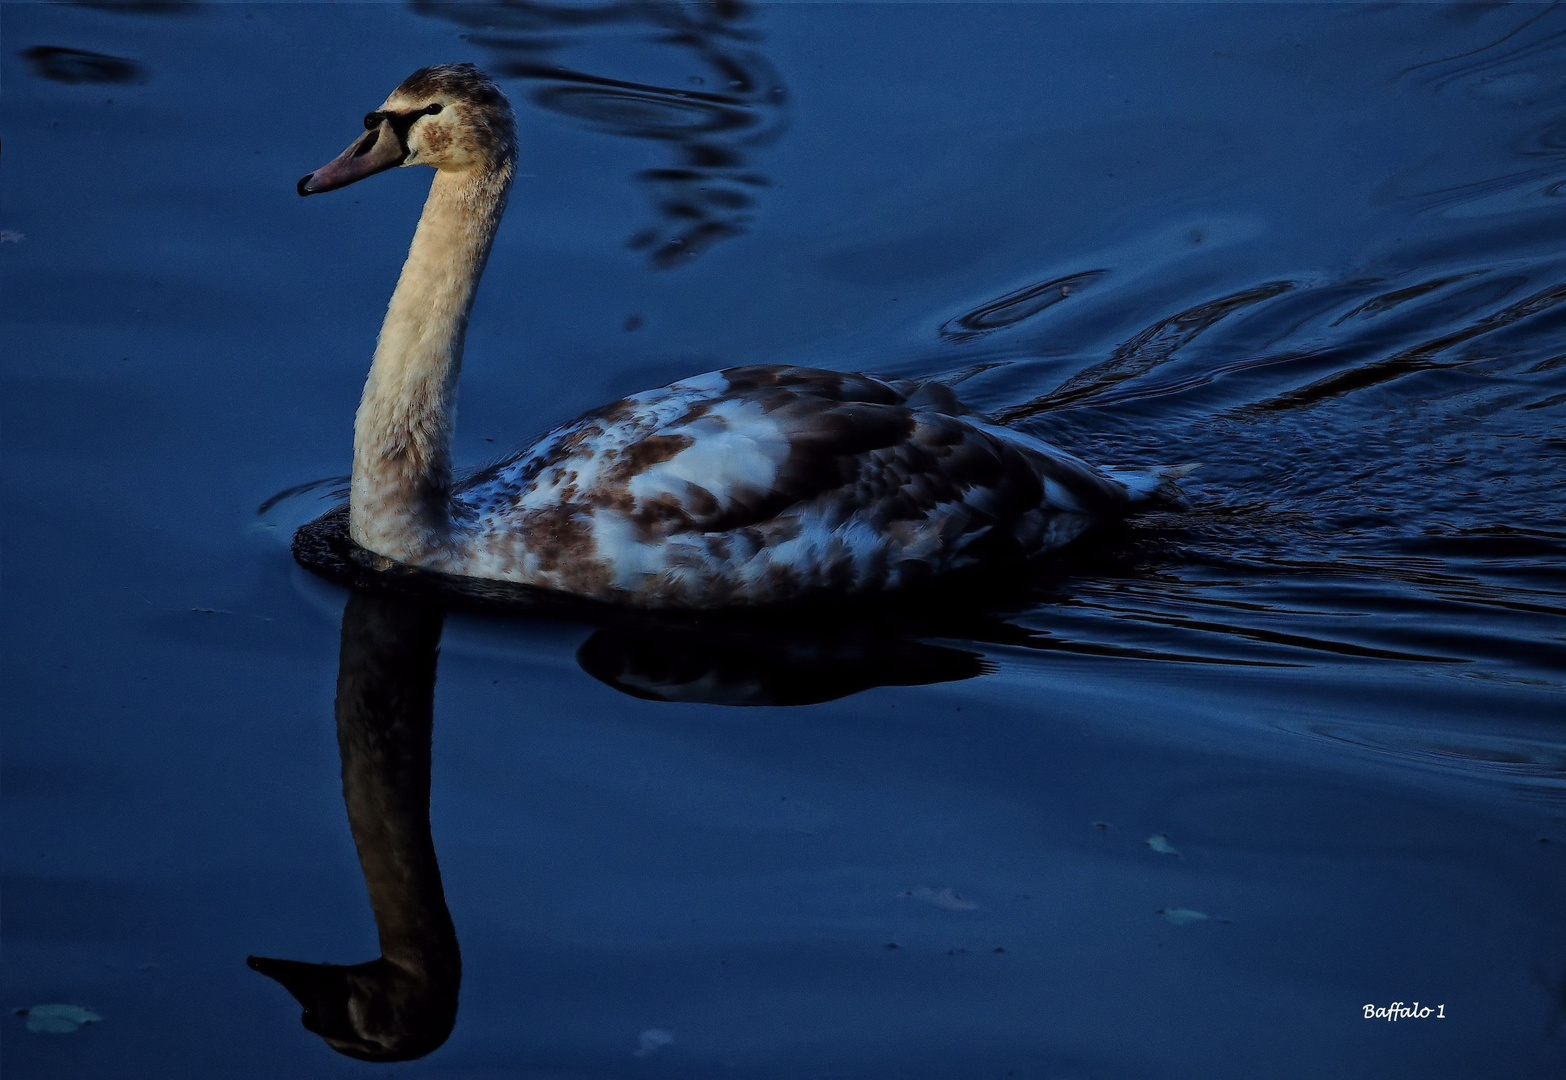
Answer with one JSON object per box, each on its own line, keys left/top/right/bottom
{"left": 20, "top": 45, "right": 146, "bottom": 85}
{"left": 577, "top": 626, "right": 988, "bottom": 707}
{"left": 1537, "top": 966, "right": 1566, "bottom": 1037}
{"left": 71, "top": 0, "right": 200, "bottom": 14}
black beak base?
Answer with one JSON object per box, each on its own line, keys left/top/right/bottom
{"left": 298, "top": 124, "right": 405, "bottom": 197}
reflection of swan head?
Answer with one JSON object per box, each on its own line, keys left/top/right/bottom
{"left": 298, "top": 63, "right": 516, "bottom": 195}
{"left": 247, "top": 953, "right": 458, "bottom": 1062}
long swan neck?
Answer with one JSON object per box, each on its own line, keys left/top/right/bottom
{"left": 350, "top": 162, "right": 512, "bottom": 562}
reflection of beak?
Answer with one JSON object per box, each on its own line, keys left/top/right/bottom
{"left": 297, "top": 122, "right": 404, "bottom": 196}
{"left": 246, "top": 954, "right": 352, "bottom": 1034}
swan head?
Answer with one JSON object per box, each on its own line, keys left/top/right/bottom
{"left": 298, "top": 63, "right": 516, "bottom": 196}
{"left": 247, "top": 953, "right": 459, "bottom": 1062}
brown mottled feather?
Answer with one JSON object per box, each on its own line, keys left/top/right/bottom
{"left": 429, "top": 365, "right": 1150, "bottom": 608}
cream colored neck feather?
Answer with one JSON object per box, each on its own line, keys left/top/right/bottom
{"left": 350, "top": 162, "right": 512, "bottom": 562}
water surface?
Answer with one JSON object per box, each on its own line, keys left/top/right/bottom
{"left": 3, "top": 3, "right": 1564, "bottom": 1077}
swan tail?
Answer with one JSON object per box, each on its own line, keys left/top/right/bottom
{"left": 1101, "top": 463, "right": 1202, "bottom": 507}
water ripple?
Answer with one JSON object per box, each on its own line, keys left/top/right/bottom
{"left": 940, "top": 270, "right": 1105, "bottom": 342}
{"left": 414, "top": 0, "right": 787, "bottom": 268}
{"left": 919, "top": 231, "right": 1566, "bottom": 683}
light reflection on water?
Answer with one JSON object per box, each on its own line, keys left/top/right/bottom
{"left": 3, "top": 2, "right": 1565, "bottom": 1077}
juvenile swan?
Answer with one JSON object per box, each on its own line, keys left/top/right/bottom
{"left": 298, "top": 64, "right": 1187, "bottom": 609}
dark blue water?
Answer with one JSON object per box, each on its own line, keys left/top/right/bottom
{"left": 4, "top": 2, "right": 1565, "bottom": 1076}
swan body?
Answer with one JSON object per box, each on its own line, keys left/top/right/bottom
{"left": 298, "top": 65, "right": 1185, "bottom": 610}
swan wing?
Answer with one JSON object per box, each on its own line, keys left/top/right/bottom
{"left": 455, "top": 366, "right": 1128, "bottom": 604}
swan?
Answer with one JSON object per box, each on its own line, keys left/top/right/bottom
{"left": 297, "top": 64, "right": 1189, "bottom": 609}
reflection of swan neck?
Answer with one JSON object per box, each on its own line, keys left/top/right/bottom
{"left": 335, "top": 595, "right": 457, "bottom": 979}
{"left": 246, "top": 593, "right": 460, "bottom": 1063}
{"left": 350, "top": 163, "right": 513, "bottom": 562}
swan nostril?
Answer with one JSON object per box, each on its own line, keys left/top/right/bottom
{"left": 297, "top": 173, "right": 314, "bottom": 197}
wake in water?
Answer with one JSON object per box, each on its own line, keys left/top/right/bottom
{"left": 916, "top": 249, "right": 1566, "bottom": 676}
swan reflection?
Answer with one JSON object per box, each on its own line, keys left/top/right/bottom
{"left": 249, "top": 594, "right": 459, "bottom": 1062}
{"left": 249, "top": 577, "right": 985, "bottom": 1058}
{"left": 578, "top": 625, "right": 987, "bottom": 706}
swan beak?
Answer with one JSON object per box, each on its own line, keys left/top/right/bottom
{"left": 247, "top": 954, "right": 351, "bottom": 1031}
{"left": 298, "top": 122, "right": 405, "bottom": 196}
